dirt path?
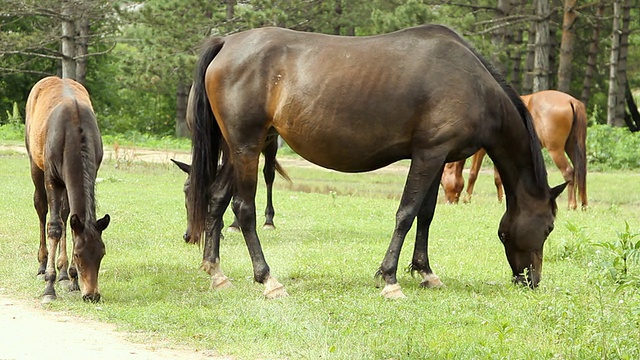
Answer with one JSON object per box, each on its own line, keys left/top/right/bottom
{"left": 0, "top": 295, "right": 225, "bottom": 359}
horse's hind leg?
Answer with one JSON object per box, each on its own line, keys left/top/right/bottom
{"left": 464, "top": 149, "right": 485, "bottom": 203}
{"left": 228, "top": 137, "right": 279, "bottom": 231}
{"left": 411, "top": 167, "right": 445, "bottom": 289}
{"left": 231, "top": 148, "right": 286, "bottom": 299}
{"left": 261, "top": 136, "right": 278, "bottom": 229}
{"left": 202, "top": 161, "right": 234, "bottom": 289}
{"left": 549, "top": 148, "right": 576, "bottom": 210}
{"left": 30, "top": 163, "right": 48, "bottom": 279}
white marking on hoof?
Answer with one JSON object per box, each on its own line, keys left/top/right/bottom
{"left": 380, "top": 283, "right": 406, "bottom": 299}
{"left": 41, "top": 295, "right": 56, "bottom": 304}
{"left": 263, "top": 276, "right": 288, "bottom": 299}
{"left": 202, "top": 261, "right": 233, "bottom": 289}
{"left": 211, "top": 274, "right": 233, "bottom": 290}
{"left": 227, "top": 226, "right": 241, "bottom": 233}
{"left": 36, "top": 274, "right": 45, "bottom": 281}
{"left": 419, "top": 273, "right": 445, "bottom": 288}
{"left": 263, "top": 224, "right": 276, "bottom": 230}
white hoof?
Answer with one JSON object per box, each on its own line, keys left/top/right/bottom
{"left": 380, "top": 283, "right": 406, "bottom": 299}
{"left": 263, "top": 276, "right": 288, "bottom": 299}
{"left": 420, "top": 273, "right": 445, "bottom": 289}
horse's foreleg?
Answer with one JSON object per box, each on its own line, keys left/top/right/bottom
{"left": 550, "top": 149, "right": 576, "bottom": 210}
{"left": 378, "top": 156, "right": 444, "bottom": 299}
{"left": 411, "top": 171, "right": 445, "bottom": 289}
{"left": 493, "top": 166, "right": 504, "bottom": 203}
{"left": 42, "top": 182, "right": 65, "bottom": 303}
{"left": 232, "top": 153, "right": 286, "bottom": 299}
{"left": 57, "top": 191, "right": 71, "bottom": 284}
{"left": 202, "top": 161, "right": 234, "bottom": 289}
{"left": 464, "top": 149, "right": 486, "bottom": 203}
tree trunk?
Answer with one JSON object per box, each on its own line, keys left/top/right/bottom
{"left": 61, "top": 0, "right": 76, "bottom": 79}
{"left": 510, "top": 26, "right": 524, "bottom": 91}
{"left": 491, "top": 0, "right": 512, "bottom": 77}
{"left": 533, "top": 0, "right": 550, "bottom": 92}
{"left": 522, "top": 18, "right": 536, "bottom": 94}
{"left": 614, "top": 0, "right": 631, "bottom": 128}
{"left": 607, "top": 0, "right": 623, "bottom": 126}
{"left": 75, "top": 14, "right": 89, "bottom": 85}
{"left": 175, "top": 81, "right": 189, "bottom": 138}
{"left": 557, "top": 0, "right": 578, "bottom": 93}
{"left": 226, "top": 0, "right": 235, "bottom": 20}
{"left": 581, "top": 4, "right": 605, "bottom": 107}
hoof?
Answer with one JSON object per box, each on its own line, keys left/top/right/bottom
{"left": 67, "top": 280, "right": 80, "bottom": 292}
{"left": 263, "top": 224, "right": 276, "bottom": 230}
{"left": 380, "top": 283, "right": 406, "bottom": 299}
{"left": 227, "top": 226, "right": 241, "bottom": 233}
{"left": 211, "top": 276, "right": 233, "bottom": 290}
{"left": 58, "top": 279, "right": 71, "bottom": 291}
{"left": 263, "top": 276, "right": 288, "bottom": 299}
{"left": 41, "top": 294, "right": 56, "bottom": 304}
{"left": 264, "top": 285, "right": 288, "bottom": 299}
{"left": 420, "top": 273, "right": 445, "bottom": 289}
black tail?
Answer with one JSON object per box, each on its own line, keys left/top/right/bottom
{"left": 568, "top": 101, "right": 588, "bottom": 207}
{"left": 189, "top": 36, "right": 225, "bottom": 242}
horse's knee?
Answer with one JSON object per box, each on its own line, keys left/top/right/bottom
{"left": 47, "top": 221, "right": 63, "bottom": 240}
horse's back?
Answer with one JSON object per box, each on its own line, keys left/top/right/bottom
{"left": 207, "top": 25, "right": 511, "bottom": 171}
{"left": 25, "top": 76, "right": 97, "bottom": 171}
{"left": 522, "top": 90, "right": 580, "bottom": 150}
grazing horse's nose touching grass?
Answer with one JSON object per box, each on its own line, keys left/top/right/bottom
{"left": 83, "top": 293, "right": 101, "bottom": 303}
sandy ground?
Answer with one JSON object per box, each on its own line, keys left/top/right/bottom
{"left": 0, "top": 295, "right": 225, "bottom": 360}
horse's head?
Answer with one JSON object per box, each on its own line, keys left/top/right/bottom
{"left": 440, "top": 162, "right": 464, "bottom": 204}
{"left": 70, "top": 213, "right": 109, "bottom": 302}
{"left": 498, "top": 183, "right": 567, "bottom": 288}
{"left": 171, "top": 159, "right": 200, "bottom": 244}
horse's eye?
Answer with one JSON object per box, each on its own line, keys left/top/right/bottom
{"left": 499, "top": 232, "right": 508, "bottom": 244}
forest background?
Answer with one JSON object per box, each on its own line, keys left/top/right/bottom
{"left": 0, "top": 0, "right": 639, "bottom": 140}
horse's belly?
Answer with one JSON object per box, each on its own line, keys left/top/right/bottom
{"left": 279, "top": 130, "right": 409, "bottom": 172}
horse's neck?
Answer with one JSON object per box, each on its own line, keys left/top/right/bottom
{"left": 66, "top": 152, "right": 98, "bottom": 224}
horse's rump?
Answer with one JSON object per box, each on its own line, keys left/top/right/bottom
{"left": 26, "top": 76, "right": 98, "bottom": 171}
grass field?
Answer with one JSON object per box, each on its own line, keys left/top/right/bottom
{"left": 1, "top": 145, "right": 639, "bottom": 359}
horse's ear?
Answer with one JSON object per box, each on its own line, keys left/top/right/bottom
{"left": 70, "top": 214, "right": 84, "bottom": 233}
{"left": 96, "top": 214, "right": 110, "bottom": 232}
{"left": 550, "top": 182, "right": 568, "bottom": 200}
{"left": 171, "top": 159, "right": 191, "bottom": 174}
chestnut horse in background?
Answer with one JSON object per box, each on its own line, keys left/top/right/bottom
{"left": 441, "top": 90, "right": 587, "bottom": 210}
{"left": 186, "top": 24, "right": 566, "bottom": 300}
{"left": 25, "top": 76, "right": 110, "bottom": 303}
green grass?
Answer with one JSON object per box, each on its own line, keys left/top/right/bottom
{"left": 1, "top": 148, "right": 640, "bottom": 359}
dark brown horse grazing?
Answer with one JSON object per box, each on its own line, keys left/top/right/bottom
{"left": 441, "top": 90, "right": 587, "bottom": 210}
{"left": 188, "top": 25, "right": 566, "bottom": 299}
{"left": 25, "top": 76, "right": 110, "bottom": 303}
{"left": 171, "top": 134, "right": 289, "bottom": 242}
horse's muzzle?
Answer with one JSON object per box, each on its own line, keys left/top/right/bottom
{"left": 82, "top": 293, "right": 101, "bottom": 303}
{"left": 512, "top": 274, "right": 539, "bottom": 289}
